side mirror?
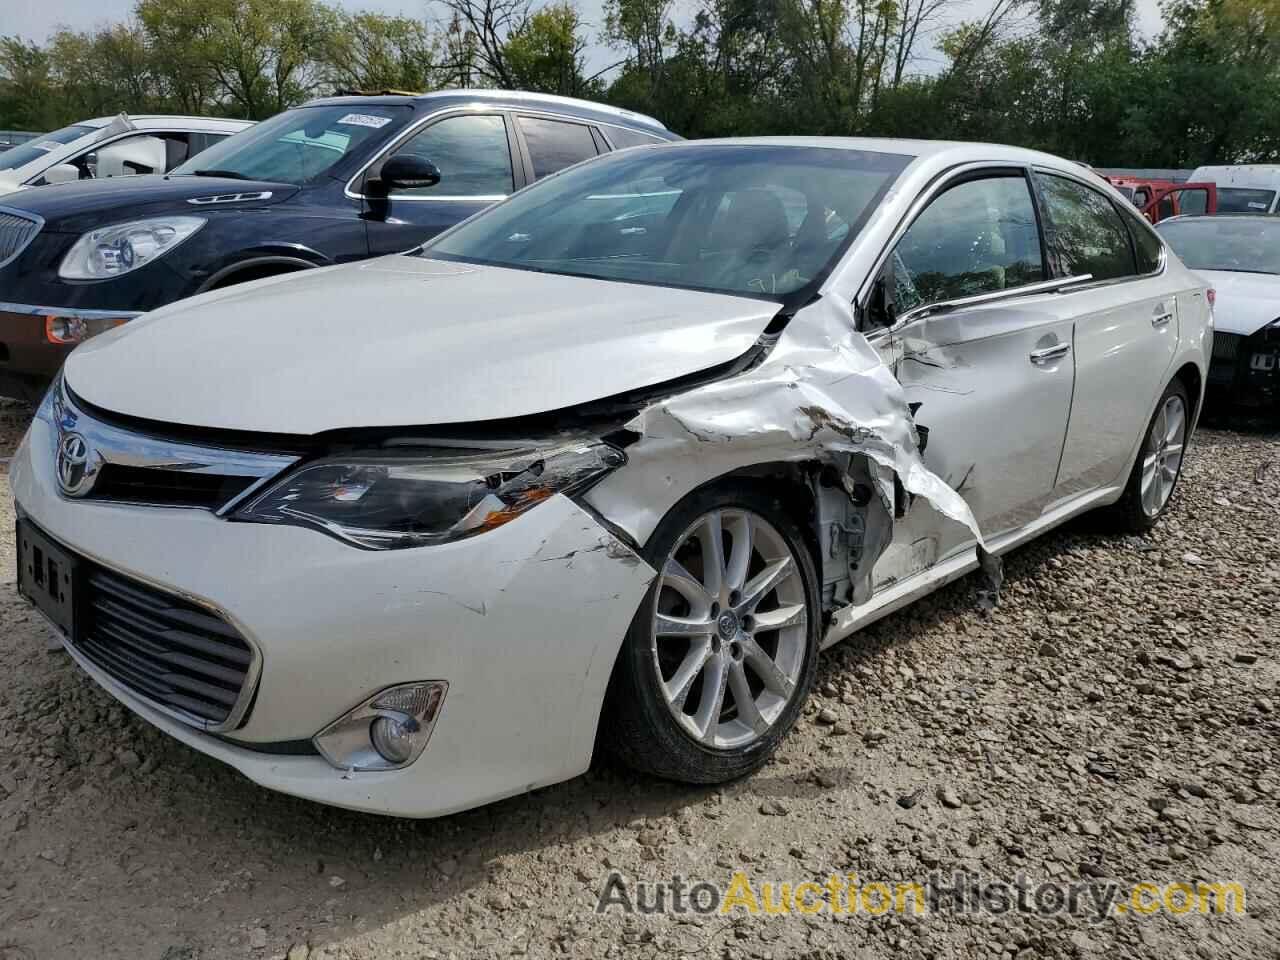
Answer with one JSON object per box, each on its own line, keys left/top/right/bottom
{"left": 42, "top": 163, "right": 80, "bottom": 185}
{"left": 375, "top": 154, "right": 441, "bottom": 192}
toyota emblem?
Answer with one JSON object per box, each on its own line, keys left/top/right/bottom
{"left": 56, "top": 432, "right": 95, "bottom": 497}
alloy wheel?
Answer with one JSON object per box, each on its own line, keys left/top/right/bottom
{"left": 1140, "top": 393, "right": 1186, "bottom": 517}
{"left": 650, "top": 508, "right": 809, "bottom": 750}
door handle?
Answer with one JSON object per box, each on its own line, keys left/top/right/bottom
{"left": 1030, "top": 343, "right": 1071, "bottom": 365}
{"left": 1152, "top": 305, "right": 1174, "bottom": 327}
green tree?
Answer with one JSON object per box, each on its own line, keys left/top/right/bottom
{"left": 505, "top": 2, "right": 602, "bottom": 95}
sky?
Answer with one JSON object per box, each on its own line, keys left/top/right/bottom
{"left": 8, "top": 0, "right": 1168, "bottom": 78}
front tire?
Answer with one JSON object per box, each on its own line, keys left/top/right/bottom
{"left": 602, "top": 486, "right": 821, "bottom": 784}
{"left": 1112, "top": 378, "right": 1190, "bottom": 533}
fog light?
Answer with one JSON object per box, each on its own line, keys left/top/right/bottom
{"left": 313, "top": 680, "right": 447, "bottom": 771}
{"left": 371, "top": 715, "right": 417, "bottom": 764}
{"left": 44, "top": 316, "right": 128, "bottom": 345}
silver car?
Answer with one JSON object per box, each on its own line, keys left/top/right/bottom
{"left": 14, "top": 138, "right": 1210, "bottom": 815}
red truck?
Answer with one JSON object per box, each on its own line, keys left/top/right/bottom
{"left": 1103, "top": 176, "right": 1218, "bottom": 223}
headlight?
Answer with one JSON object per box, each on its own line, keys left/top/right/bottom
{"left": 233, "top": 440, "right": 626, "bottom": 549}
{"left": 58, "top": 216, "right": 206, "bottom": 280}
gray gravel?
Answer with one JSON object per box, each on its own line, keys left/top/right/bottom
{"left": 0, "top": 397, "right": 1276, "bottom": 960}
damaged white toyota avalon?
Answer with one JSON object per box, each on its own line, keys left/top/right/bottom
{"left": 13, "top": 138, "right": 1210, "bottom": 816}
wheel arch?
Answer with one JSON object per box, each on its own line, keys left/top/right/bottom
{"left": 198, "top": 256, "right": 318, "bottom": 292}
{"left": 1172, "top": 360, "right": 1203, "bottom": 426}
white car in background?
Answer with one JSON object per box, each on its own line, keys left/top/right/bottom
{"left": 1184, "top": 164, "right": 1280, "bottom": 215}
{"left": 13, "top": 138, "right": 1210, "bottom": 817}
{"left": 1158, "top": 214, "right": 1280, "bottom": 409}
{"left": 0, "top": 114, "right": 252, "bottom": 196}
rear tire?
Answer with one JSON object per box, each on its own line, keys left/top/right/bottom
{"left": 1110, "top": 378, "right": 1190, "bottom": 533}
{"left": 601, "top": 485, "right": 821, "bottom": 784}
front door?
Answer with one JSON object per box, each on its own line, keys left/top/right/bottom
{"left": 362, "top": 113, "right": 520, "bottom": 256}
{"left": 882, "top": 171, "right": 1077, "bottom": 564}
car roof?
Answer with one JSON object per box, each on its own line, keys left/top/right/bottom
{"left": 83, "top": 115, "right": 254, "bottom": 131}
{"left": 1188, "top": 165, "right": 1280, "bottom": 188}
{"left": 300, "top": 89, "right": 673, "bottom": 136}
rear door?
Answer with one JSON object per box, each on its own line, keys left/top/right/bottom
{"left": 362, "top": 112, "right": 522, "bottom": 256}
{"left": 1036, "top": 170, "right": 1179, "bottom": 501}
{"left": 882, "top": 169, "right": 1076, "bottom": 545}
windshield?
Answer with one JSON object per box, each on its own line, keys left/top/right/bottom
{"left": 424, "top": 144, "right": 911, "bottom": 302}
{"left": 170, "top": 104, "right": 409, "bottom": 185}
{"left": 1216, "top": 187, "right": 1276, "bottom": 214}
{"left": 0, "top": 124, "right": 96, "bottom": 172}
{"left": 1158, "top": 217, "right": 1280, "bottom": 274}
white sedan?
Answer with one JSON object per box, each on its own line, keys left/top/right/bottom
{"left": 0, "top": 114, "right": 252, "bottom": 196}
{"left": 12, "top": 138, "right": 1210, "bottom": 816}
{"left": 1157, "top": 214, "right": 1280, "bottom": 409}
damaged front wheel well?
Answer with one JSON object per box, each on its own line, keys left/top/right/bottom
{"left": 700, "top": 462, "right": 824, "bottom": 582}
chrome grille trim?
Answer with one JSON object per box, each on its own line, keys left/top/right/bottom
{"left": 43, "top": 378, "right": 300, "bottom": 513}
{"left": 0, "top": 206, "right": 41, "bottom": 270}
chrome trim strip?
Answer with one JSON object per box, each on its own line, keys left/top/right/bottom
{"left": 48, "top": 380, "right": 299, "bottom": 505}
{"left": 0, "top": 300, "right": 141, "bottom": 320}
{"left": 894, "top": 273, "right": 1096, "bottom": 324}
{"left": 187, "top": 191, "right": 273, "bottom": 205}
{"left": 0, "top": 205, "right": 44, "bottom": 270}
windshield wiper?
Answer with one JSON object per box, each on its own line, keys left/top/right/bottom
{"left": 190, "top": 169, "right": 252, "bottom": 180}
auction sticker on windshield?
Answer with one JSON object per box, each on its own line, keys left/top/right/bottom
{"left": 337, "top": 114, "right": 392, "bottom": 129}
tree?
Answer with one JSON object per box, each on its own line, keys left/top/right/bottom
{"left": 323, "top": 13, "right": 441, "bottom": 93}
{"left": 505, "top": 3, "right": 605, "bottom": 95}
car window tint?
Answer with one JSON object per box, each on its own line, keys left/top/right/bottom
{"left": 892, "top": 175, "right": 1045, "bottom": 313}
{"left": 1036, "top": 174, "right": 1137, "bottom": 281}
{"left": 1216, "top": 187, "right": 1276, "bottom": 213}
{"left": 1178, "top": 189, "right": 1208, "bottom": 216}
{"left": 517, "top": 116, "right": 598, "bottom": 180}
{"left": 1116, "top": 205, "right": 1163, "bottom": 273}
{"left": 603, "top": 126, "right": 666, "bottom": 149}
{"left": 390, "top": 114, "right": 513, "bottom": 197}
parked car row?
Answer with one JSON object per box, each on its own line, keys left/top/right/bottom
{"left": 4, "top": 89, "right": 1224, "bottom": 817}
{"left": 0, "top": 92, "right": 675, "bottom": 401}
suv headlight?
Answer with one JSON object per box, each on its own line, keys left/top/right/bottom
{"left": 59, "top": 216, "right": 206, "bottom": 280}
{"left": 233, "top": 440, "right": 626, "bottom": 549}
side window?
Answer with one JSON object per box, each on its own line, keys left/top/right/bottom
{"left": 892, "top": 175, "right": 1045, "bottom": 314}
{"left": 603, "top": 126, "right": 665, "bottom": 150}
{"left": 1117, "top": 205, "right": 1164, "bottom": 274}
{"left": 1036, "top": 173, "right": 1137, "bottom": 281}
{"left": 388, "top": 114, "right": 513, "bottom": 197}
{"left": 517, "top": 116, "right": 598, "bottom": 180}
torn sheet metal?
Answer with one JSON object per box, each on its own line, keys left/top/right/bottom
{"left": 588, "top": 295, "right": 984, "bottom": 601}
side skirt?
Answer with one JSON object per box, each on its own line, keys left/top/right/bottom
{"left": 821, "top": 484, "right": 1122, "bottom": 649}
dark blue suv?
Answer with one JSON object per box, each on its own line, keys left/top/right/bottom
{"left": 0, "top": 90, "right": 677, "bottom": 399}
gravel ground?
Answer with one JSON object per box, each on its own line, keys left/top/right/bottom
{"left": 0, "top": 396, "right": 1276, "bottom": 960}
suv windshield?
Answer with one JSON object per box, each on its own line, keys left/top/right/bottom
{"left": 1158, "top": 216, "right": 1280, "bottom": 274}
{"left": 170, "top": 104, "right": 409, "bottom": 185}
{"left": 0, "top": 124, "right": 96, "bottom": 172}
{"left": 424, "top": 144, "right": 911, "bottom": 303}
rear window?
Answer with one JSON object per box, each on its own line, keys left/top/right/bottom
{"left": 1157, "top": 217, "right": 1280, "bottom": 274}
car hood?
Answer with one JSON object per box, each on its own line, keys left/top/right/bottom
{"left": 65, "top": 256, "right": 781, "bottom": 435}
{"left": 1197, "top": 269, "right": 1280, "bottom": 336}
{"left": 0, "top": 174, "right": 299, "bottom": 232}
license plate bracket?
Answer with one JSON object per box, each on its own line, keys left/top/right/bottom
{"left": 16, "top": 520, "right": 78, "bottom": 640}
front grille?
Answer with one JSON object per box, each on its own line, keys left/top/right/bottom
{"left": 1213, "top": 332, "right": 1242, "bottom": 361}
{"left": 0, "top": 210, "right": 39, "bottom": 267}
{"left": 75, "top": 565, "right": 254, "bottom": 727}
{"left": 90, "top": 463, "right": 259, "bottom": 510}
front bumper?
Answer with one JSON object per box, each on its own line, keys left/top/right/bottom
{"left": 0, "top": 303, "right": 138, "bottom": 400}
{"left": 1209, "top": 329, "right": 1280, "bottom": 408}
{"left": 11, "top": 414, "right": 656, "bottom": 817}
